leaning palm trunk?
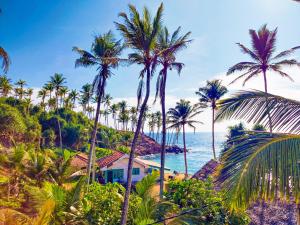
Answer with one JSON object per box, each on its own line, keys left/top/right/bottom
{"left": 87, "top": 78, "right": 105, "bottom": 184}
{"left": 160, "top": 71, "right": 167, "bottom": 199}
{"left": 120, "top": 68, "right": 151, "bottom": 225}
{"left": 212, "top": 107, "right": 216, "bottom": 160}
{"left": 183, "top": 124, "right": 188, "bottom": 178}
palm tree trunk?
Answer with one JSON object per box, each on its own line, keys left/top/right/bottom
{"left": 87, "top": 78, "right": 105, "bottom": 184}
{"left": 263, "top": 70, "right": 273, "bottom": 133}
{"left": 120, "top": 66, "right": 151, "bottom": 225}
{"left": 160, "top": 72, "right": 167, "bottom": 199}
{"left": 183, "top": 124, "right": 188, "bottom": 178}
{"left": 212, "top": 107, "right": 216, "bottom": 160}
{"left": 297, "top": 204, "right": 300, "bottom": 225}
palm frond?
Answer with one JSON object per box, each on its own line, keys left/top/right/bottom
{"left": 271, "top": 46, "right": 300, "bottom": 60}
{"left": 0, "top": 47, "right": 10, "bottom": 73}
{"left": 219, "top": 133, "right": 300, "bottom": 210}
{"left": 216, "top": 90, "right": 300, "bottom": 133}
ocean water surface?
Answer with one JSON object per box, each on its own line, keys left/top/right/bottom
{"left": 142, "top": 132, "right": 226, "bottom": 175}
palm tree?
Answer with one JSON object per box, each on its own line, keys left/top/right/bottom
{"left": 0, "top": 47, "right": 10, "bottom": 73}
{"left": 155, "top": 111, "right": 162, "bottom": 141}
{"left": 0, "top": 74, "right": 13, "bottom": 97}
{"left": 196, "top": 79, "right": 228, "bottom": 160}
{"left": 26, "top": 88, "right": 33, "bottom": 101}
{"left": 49, "top": 73, "right": 66, "bottom": 109}
{"left": 68, "top": 89, "right": 79, "bottom": 109}
{"left": 110, "top": 103, "right": 119, "bottom": 129}
{"left": 103, "top": 93, "right": 112, "bottom": 110}
{"left": 227, "top": 24, "right": 300, "bottom": 133}
{"left": 15, "top": 79, "right": 26, "bottom": 99}
{"left": 155, "top": 26, "right": 191, "bottom": 198}
{"left": 38, "top": 88, "right": 48, "bottom": 108}
{"left": 115, "top": 3, "right": 163, "bottom": 224}
{"left": 129, "top": 106, "right": 137, "bottom": 131}
{"left": 168, "top": 99, "right": 202, "bottom": 177}
{"left": 44, "top": 82, "right": 54, "bottom": 99}
{"left": 148, "top": 113, "right": 156, "bottom": 138}
{"left": 103, "top": 108, "right": 111, "bottom": 126}
{"left": 119, "top": 109, "right": 129, "bottom": 130}
{"left": 215, "top": 90, "right": 300, "bottom": 222}
{"left": 73, "top": 31, "right": 124, "bottom": 183}
{"left": 58, "top": 86, "right": 68, "bottom": 107}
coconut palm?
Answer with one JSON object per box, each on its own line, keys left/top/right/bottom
{"left": 0, "top": 74, "right": 13, "bottom": 97}
{"left": 148, "top": 113, "right": 157, "bottom": 138}
{"left": 73, "top": 31, "right": 124, "bottom": 183}
{"left": 155, "top": 111, "right": 162, "bottom": 141}
{"left": 115, "top": 3, "right": 163, "bottom": 224}
{"left": 196, "top": 79, "right": 228, "bottom": 160}
{"left": 103, "top": 93, "right": 112, "bottom": 110}
{"left": 216, "top": 90, "right": 300, "bottom": 222}
{"left": 168, "top": 99, "right": 202, "bottom": 178}
{"left": 44, "top": 82, "right": 54, "bottom": 99}
{"left": 58, "top": 86, "right": 68, "bottom": 107}
{"left": 49, "top": 73, "right": 66, "bottom": 109}
{"left": 38, "top": 88, "right": 48, "bottom": 108}
{"left": 119, "top": 109, "right": 130, "bottom": 130}
{"left": 26, "top": 88, "right": 33, "bottom": 101}
{"left": 155, "top": 26, "right": 191, "bottom": 198}
{"left": 129, "top": 106, "right": 137, "bottom": 131}
{"left": 68, "top": 89, "right": 79, "bottom": 109}
{"left": 15, "top": 79, "right": 27, "bottom": 99}
{"left": 103, "top": 108, "right": 111, "bottom": 126}
{"left": 227, "top": 24, "right": 300, "bottom": 133}
{"left": 110, "top": 103, "right": 119, "bottom": 129}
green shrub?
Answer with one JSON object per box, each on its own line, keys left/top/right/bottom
{"left": 166, "top": 178, "right": 250, "bottom": 225}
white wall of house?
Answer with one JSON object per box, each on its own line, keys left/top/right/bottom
{"left": 102, "top": 156, "right": 147, "bottom": 182}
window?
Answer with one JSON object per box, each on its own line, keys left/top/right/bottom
{"left": 113, "top": 169, "right": 124, "bottom": 180}
{"left": 132, "top": 168, "right": 140, "bottom": 175}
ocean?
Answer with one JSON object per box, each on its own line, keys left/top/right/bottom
{"left": 142, "top": 132, "right": 226, "bottom": 175}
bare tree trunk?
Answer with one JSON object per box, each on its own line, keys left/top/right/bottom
{"left": 87, "top": 78, "right": 105, "bottom": 184}
{"left": 57, "top": 116, "right": 62, "bottom": 149}
{"left": 183, "top": 124, "right": 188, "bottom": 178}
{"left": 120, "top": 66, "right": 151, "bottom": 225}
{"left": 212, "top": 107, "right": 216, "bottom": 160}
{"left": 160, "top": 71, "right": 167, "bottom": 199}
{"left": 263, "top": 70, "right": 273, "bottom": 133}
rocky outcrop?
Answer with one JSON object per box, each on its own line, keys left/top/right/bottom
{"left": 135, "top": 134, "right": 183, "bottom": 156}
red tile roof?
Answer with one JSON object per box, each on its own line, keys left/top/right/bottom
{"left": 70, "top": 153, "right": 88, "bottom": 168}
{"left": 97, "top": 151, "right": 125, "bottom": 168}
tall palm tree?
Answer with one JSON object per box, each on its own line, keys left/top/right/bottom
{"left": 58, "top": 86, "right": 68, "bottom": 107}
{"left": 129, "top": 106, "right": 137, "bottom": 131}
{"left": 215, "top": 90, "right": 300, "bottom": 222}
{"left": 155, "top": 26, "right": 191, "bottom": 198}
{"left": 148, "top": 113, "right": 156, "bottom": 138}
{"left": 227, "top": 24, "right": 300, "bottom": 133}
{"left": 68, "top": 89, "right": 79, "bottom": 109}
{"left": 26, "top": 88, "right": 33, "bottom": 101}
{"left": 38, "top": 88, "right": 48, "bottom": 111}
{"left": 15, "top": 79, "right": 26, "bottom": 99}
{"left": 110, "top": 103, "right": 119, "bottom": 129}
{"left": 0, "top": 75, "right": 12, "bottom": 97}
{"left": 168, "top": 99, "right": 202, "bottom": 177}
{"left": 73, "top": 31, "right": 124, "bottom": 183}
{"left": 115, "top": 3, "right": 163, "bottom": 224}
{"left": 196, "top": 79, "right": 228, "bottom": 160}
{"left": 80, "top": 84, "right": 92, "bottom": 114}
{"left": 155, "top": 111, "right": 162, "bottom": 141}
{"left": 44, "top": 82, "right": 54, "bottom": 99}
{"left": 103, "top": 94, "right": 112, "bottom": 110}
{"left": 49, "top": 73, "right": 66, "bottom": 109}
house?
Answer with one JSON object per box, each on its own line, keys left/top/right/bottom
{"left": 97, "top": 151, "right": 170, "bottom": 183}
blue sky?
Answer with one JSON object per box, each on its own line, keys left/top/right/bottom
{"left": 1, "top": 0, "right": 300, "bottom": 131}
